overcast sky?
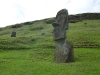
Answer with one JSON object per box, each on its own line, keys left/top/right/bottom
{"left": 0, "top": 0, "right": 100, "bottom": 27}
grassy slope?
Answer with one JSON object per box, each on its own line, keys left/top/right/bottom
{"left": 0, "top": 19, "right": 100, "bottom": 48}
{"left": 0, "top": 16, "right": 100, "bottom": 75}
{"left": 0, "top": 48, "right": 100, "bottom": 75}
{"left": 68, "top": 20, "right": 100, "bottom": 47}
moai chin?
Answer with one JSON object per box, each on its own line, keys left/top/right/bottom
{"left": 52, "top": 9, "right": 74, "bottom": 63}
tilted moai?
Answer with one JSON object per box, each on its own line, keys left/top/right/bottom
{"left": 11, "top": 31, "right": 16, "bottom": 37}
{"left": 52, "top": 9, "right": 74, "bottom": 63}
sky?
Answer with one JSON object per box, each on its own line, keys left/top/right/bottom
{"left": 0, "top": 0, "right": 100, "bottom": 27}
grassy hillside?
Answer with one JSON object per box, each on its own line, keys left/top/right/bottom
{"left": 0, "top": 48, "right": 100, "bottom": 75}
{"left": 0, "top": 17, "right": 100, "bottom": 49}
{"left": 0, "top": 13, "right": 100, "bottom": 75}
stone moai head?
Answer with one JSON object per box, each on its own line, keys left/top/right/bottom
{"left": 52, "top": 9, "right": 69, "bottom": 40}
{"left": 52, "top": 9, "right": 68, "bottom": 30}
{"left": 11, "top": 31, "right": 16, "bottom": 37}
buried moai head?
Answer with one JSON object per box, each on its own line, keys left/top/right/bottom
{"left": 11, "top": 31, "right": 16, "bottom": 37}
{"left": 52, "top": 9, "right": 69, "bottom": 40}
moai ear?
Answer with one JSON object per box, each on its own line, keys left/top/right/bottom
{"left": 65, "top": 17, "right": 69, "bottom": 30}
{"left": 61, "top": 9, "right": 68, "bottom": 30}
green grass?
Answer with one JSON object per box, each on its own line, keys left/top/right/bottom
{"left": 0, "top": 37, "right": 34, "bottom": 49}
{"left": 67, "top": 20, "right": 100, "bottom": 47}
{"left": 0, "top": 48, "right": 100, "bottom": 75}
{"left": 0, "top": 17, "right": 100, "bottom": 75}
{"left": 0, "top": 20, "right": 100, "bottom": 48}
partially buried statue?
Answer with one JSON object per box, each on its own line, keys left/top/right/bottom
{"left": 11, "top": 31, "right": 16, "bottom": 37}
{"left": 52, "top": 9, "right": 74, "bottom": 63}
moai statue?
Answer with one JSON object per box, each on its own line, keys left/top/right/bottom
{"left": 11, "top": 31, "right": 16, "bottom": 37}
{"left": 52, "top": 9, "right": 74, "bottom": 63}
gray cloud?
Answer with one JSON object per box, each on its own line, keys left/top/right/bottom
{"left": 66, "top": 0, "right": 100, "bottom": 14}
{"left": 0, "top": 0, "right": 100, "bottom": 27}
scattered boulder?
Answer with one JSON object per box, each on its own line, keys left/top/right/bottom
{"left": 11, "top": 24, "right": 22, "bottom": 28}
{"left": 84, "top": 23, "right": 87, "bottom": 24}
{"left": 23, "top": 22, "right": 33, "bottom": 25}
{"left": 41, "top": 33, "right": 45, "bottom": 36}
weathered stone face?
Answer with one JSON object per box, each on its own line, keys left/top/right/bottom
{"left": 52, "top": 9, "right": 68, "bottom": 41}
{"left": 11, "top": 31, "right": 16, "bottom": 37}
{"left": 52, "top": 9, "right": 74, "bottom": 63}
{"left": 54, "top": 9, "right": 68, "bottom": 30}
